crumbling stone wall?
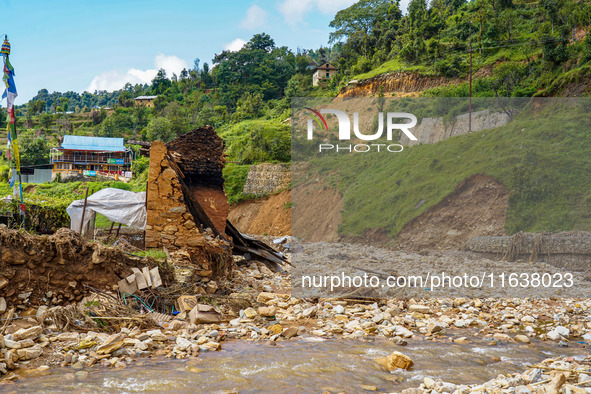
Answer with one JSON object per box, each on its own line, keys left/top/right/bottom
{"left": 146, "top": 141, "right": 203, "bottom": 250}
{"left": 467, "top": 232, "right": 591, "bottom": 272}
{"left": 467, "top": 232, "right": 591, "bottom": 255}
{"left": 243, "top": 163, "right": 291, "bottom": 197}
{"left": 145, "top": 141, "right": 231, "bottom": 279}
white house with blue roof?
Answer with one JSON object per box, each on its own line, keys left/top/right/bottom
{"left": 50, "top": 135, "right": 133, "bottom": 179}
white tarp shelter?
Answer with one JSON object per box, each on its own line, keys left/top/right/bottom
{"left": 67, "top": 188, "right": 147, "bottom": 232}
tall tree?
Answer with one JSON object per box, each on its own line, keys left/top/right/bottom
{"left": 329, "top": 0, "right": 393, "bottom": 43}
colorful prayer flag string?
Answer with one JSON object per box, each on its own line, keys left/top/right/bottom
{"left": 2, "top": 35, "right": 25, "bottom": 225}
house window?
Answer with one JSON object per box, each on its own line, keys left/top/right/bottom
{"left": 326, "top": 72, "right": 330, "bottom": 78}
{"left": 55, "top": 163, "right": 72, "bottom": 170}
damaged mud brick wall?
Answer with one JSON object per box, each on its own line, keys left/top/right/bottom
{"left": 0, "top": 227, "right": 170, "bottom": 312}
{"left": 243, "top": 163, "right": 291, "bottom": 197}
{"left": 167, "top": 126, "right": 229, "bottom": 235}
{"left": 145, "top": 138, "right": 232, "bottom": 279}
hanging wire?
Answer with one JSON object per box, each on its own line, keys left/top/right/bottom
{"left": 122, "top": 292, "right": 154, "bottom": 312}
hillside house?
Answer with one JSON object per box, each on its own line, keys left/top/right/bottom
{"left": 50, "top": 135, "right": 133, "bottom": 179}
{"left": 313, "top": 62, "right": 338, "bottom": 86}
{"left": 134, "top": 95, "right": 157, "bottom": 107}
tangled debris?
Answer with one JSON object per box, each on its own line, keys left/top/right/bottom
{"left": 0, "top": 226, "right": 172, "bottom": 311}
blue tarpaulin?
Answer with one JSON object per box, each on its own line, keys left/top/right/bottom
{"left": 60, "top": 135, "right": 126, "bottom": 152}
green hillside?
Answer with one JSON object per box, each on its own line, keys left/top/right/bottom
{"left": 334, "top": 0, "right": 591, "bottom": 98}
{"left": 301, "top": 99, "right": 591, "bottom": 237}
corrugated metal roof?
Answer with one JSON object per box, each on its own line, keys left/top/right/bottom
{"left": 134, "top": 95, "right": 158, "bottom": 100}
{"left": 60, "top": 135, "right": 127, "bottom": 152}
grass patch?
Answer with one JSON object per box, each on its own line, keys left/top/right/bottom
{"left": 131, "top": 249, "right": 168, "bottom": 261}
{"left": 0, "top": 179, "right": 147, "bottom": 212}
{"left": 353, "top": 58, "right": 433, "bottom": 81}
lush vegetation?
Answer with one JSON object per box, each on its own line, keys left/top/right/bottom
{"left": 222, "top": 164, "right": 254, "bottom": 205}
{"left": 220, "top": 120, "right": 291, "bottom": 164}
{"left": 0, "top": 0, "right": 589, "bottom": 233}
{"left": 329, "top": 0, "right": 591, "bottom": 98}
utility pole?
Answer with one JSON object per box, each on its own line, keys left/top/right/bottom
{"left": 469, "top": 34, "right": 472, "bottom": 134}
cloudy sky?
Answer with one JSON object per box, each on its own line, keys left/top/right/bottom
{"left": 1, "top": 0, "right": 409, "bottom": 104}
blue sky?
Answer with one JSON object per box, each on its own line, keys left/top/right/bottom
{"left": 1, "top": 0, "right": 409, "bottom": 104}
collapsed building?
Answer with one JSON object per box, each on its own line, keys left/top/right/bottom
{"left": 145, "top": 127, "right": 232, "bottom": 282}
{"left": 0, "top": 126, "right": 286, "bottom": 317}
{"left": 145, "top": 126, "right": 286, "bottom": 282}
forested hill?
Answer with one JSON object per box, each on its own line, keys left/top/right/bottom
{"left": 333, "top": 0, "right": 591, "bottom": 97}
{"left": 8, "top": 0, "right": 590, "bottom": 171}
{"left": 25, "top": 0, "right": 591, "bottom": 111}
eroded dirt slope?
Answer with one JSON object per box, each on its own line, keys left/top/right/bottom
{"left": 393, "top": 174, "right": 509, "bottom": 251}
{"left": 292, "top": 181, "right": 343, "bottom": 242}
{"left": 228, "top": 190, "right": 291, "bottom": 236}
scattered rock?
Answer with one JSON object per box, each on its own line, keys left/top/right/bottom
{"left": 56, "top": 332, "right": 80, "bottom": 342}
{"left": 243, "top": 308, "right": 258, "bottom": 319}
{"left": 514, "top": 335, "right": 530, "bottom": 344}
{"left": 16, "top": 345, "right": 43, "bottom": 360}
{"left": 258, "top": 306, "right": 276, "bottom": 317}
{"left": 282, "top": 327, "right": 298, "bottom": 339}
{"left": 176, "top": 336, "right": 192, "bottom": 351}
{"left": 4, "top": 338, "right": 21, "bottom": 349}
{"left": 409, "top": 304, "right": 430, "bottom": 314}
{"left": 269, "top": 324, "right": 283, "bottom": 335}
{"left": 13, "top": 326, "right": 42, "bottom": 341}
{"left": 375, "top": 351, "right": 414, "bottom": 372}
{"left": 302, "top": 306, "right": 317, "bottom": 318}
{"left": 147, "top": 330, "right": 168, "bottom": 342}
{"left": 96, "top": 334, "right": 124, "bottom": 355}
{"left": 189, "top": 304, "right": 223, "bottom": 325}
{"left": 256, "top": 292, "right": 276, "bottom": 303}
{"left": 424, "top": 377, "right": 436, "bottom": 389}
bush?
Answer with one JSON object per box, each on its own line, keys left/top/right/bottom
{"left": 435, "top": 54, "right": 467, "bottom": 78}
{"left": 0, "top": 163, "right": 10, "bottom": 183}
{"left": 220, "top": 120, "right": 290, "bottom": 164}
{"left": 351, "top": 56, "right": 372, "bottom": 75}
{"left": 223, "top": 164, "right": 253, "bottom": 205}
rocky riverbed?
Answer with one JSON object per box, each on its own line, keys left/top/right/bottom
{"left": 3, "top": 240, "right": 591, "bottom": 392}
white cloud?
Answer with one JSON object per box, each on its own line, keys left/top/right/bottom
{"left": 153, "top": 54, "right": 188, "bottom": 76}
{"left": 240, "top": 4, "right": 268, "bottom": 29}
{"left": 278, "top": 0, "right": 357, "bottom": 25}
{"left": 224, "top": 38, "right": 247, "bottom": 52}
{"left": 85, "top": 54, "right": 188, "bottom": 92}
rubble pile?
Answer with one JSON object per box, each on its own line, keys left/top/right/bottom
{"left": 167, "top": 126, "right": 229, "bottom": 235}
{"left": 145, "top": 140, "right": 232, "bottom": 280}
{"left": 4, "top": 244, "right": 591, "bottom": 390}
{"left": 0, "top": 226, "right": 169, "bottom": 313}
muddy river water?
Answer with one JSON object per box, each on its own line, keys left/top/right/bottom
{"left": 11, "top": 337, "right": 589, "bottom": 393}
